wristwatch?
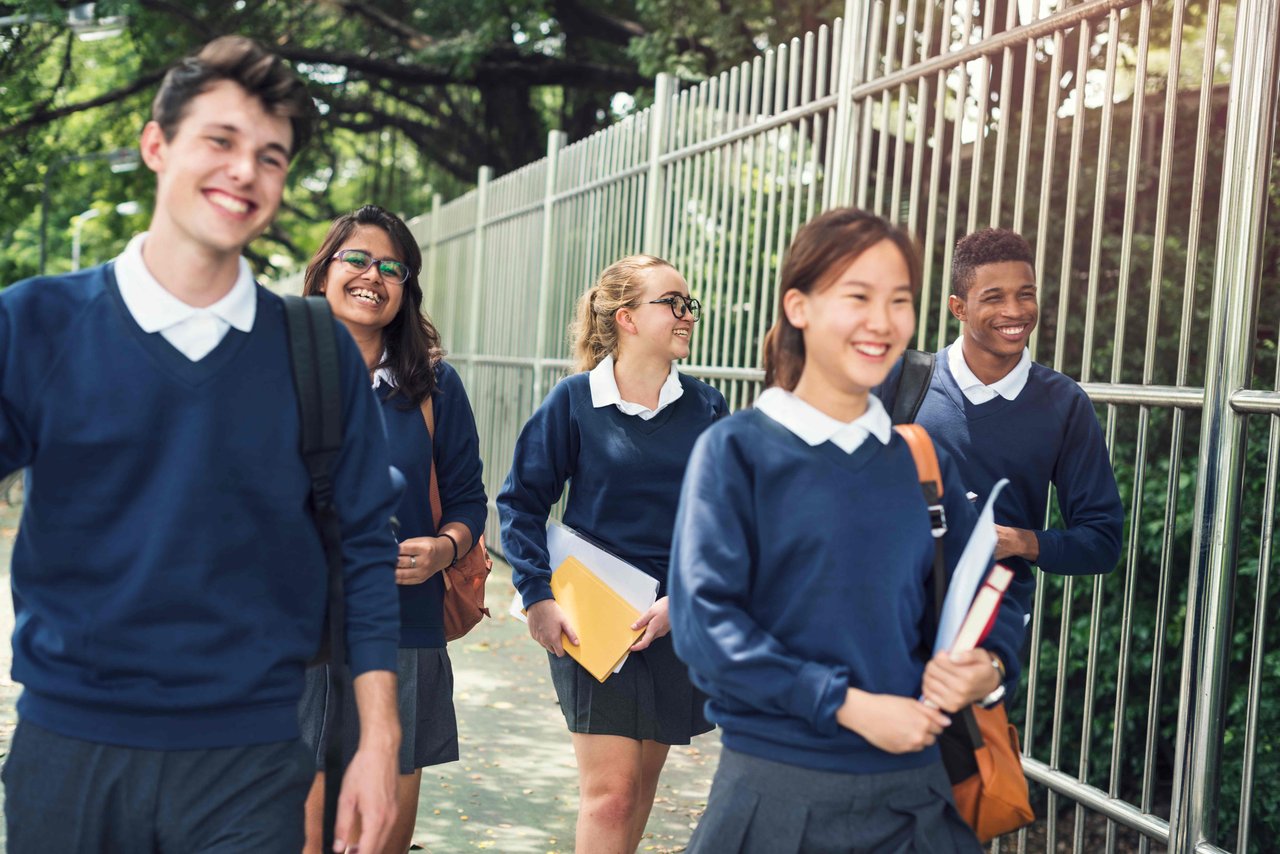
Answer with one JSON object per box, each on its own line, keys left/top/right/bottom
{"left": 980, "top": 652, "right": 1007, "bottom": 709}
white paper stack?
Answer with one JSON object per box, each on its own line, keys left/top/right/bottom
{"left": 932, "top": 478, "right": 1010, "bottom": 655}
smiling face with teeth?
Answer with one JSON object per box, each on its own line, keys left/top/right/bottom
{"left": 319, "top": 224, "right": 406, "bottom": 338}
{"left": 948, "top": 260, "right": 1038, "bottom": 382}
{"left": 141, "top": 80, "right": 292, "bottom": 279}
{"left": 783, "top": 238, "right": 915, "bottom": 417}
{"left": 616, "top": 265, "right": 697, "bottom": 365}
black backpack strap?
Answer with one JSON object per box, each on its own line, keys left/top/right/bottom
{"left": 890, "top": 349, "right": 936, "bottom": 425}
{"left": 282, "top": 295, "right": 346, "bottom": 852}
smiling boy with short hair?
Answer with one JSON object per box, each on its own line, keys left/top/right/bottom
{"left": 0, "top": 36, "right": 401, "bottom": 853}
{"left": 881, "top": 228, "right": 1124, "bottom": 695}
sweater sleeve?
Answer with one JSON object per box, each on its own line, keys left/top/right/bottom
{"left": 1034, "top": 391, "right": 1124, "bottom": 577}
{"left": 330, "top": 322, "right": 400, "bottom": 677}
{"left": 432, "top": 363, "right": 488, "bottom": 545}
{"left": 669, "top": 427, "right": 851, "bottom": 738}
{"left": 0, "top": 295, "right": 35, "bottom": 478}
{"left": 937, "top": 450, "right": 1024, "bottom": 695}
{"left": 497, "top": 380, "right": 578, "bottom": 609}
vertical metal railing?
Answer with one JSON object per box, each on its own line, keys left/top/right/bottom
{"left": 270, "top": 2, "right": 1279, "bottom": 850}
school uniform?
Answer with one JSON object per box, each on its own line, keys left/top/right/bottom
{"left": 0, "top": 238, "right": 400, "bottom": 851}
{"left": 879, "top": 341, "right": 1124, "bottom": 669}
{"left": 497, "top": 356, "right": 728, "bottom": 744}
{"left": 669, "top": 390, "right": 1024, "bottom": 853}
{"left": 300, "top": 359, "right": 488, "bottom": 773}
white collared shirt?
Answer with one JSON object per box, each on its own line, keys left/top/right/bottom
{"left": 947, "top": 338, "right": 1031, "bottom": 405}
{"left": 372, "top": 351, "right": 395, "bottom": 390}
{"left": 113, "top": 233, "right": 257, "bottom": 362}
{"left": 754, "top": 387, "right": 893, "bottom": 454}
{"left": 588, "top": 354, "right": 683, "bottom": 420}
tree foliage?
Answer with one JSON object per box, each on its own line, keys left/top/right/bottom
{"left": 0, "top": 0, "right": 843, "bottom": 281}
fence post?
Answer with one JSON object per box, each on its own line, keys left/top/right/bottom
{"left": 826, "top": 0, "right": 869, "bottom": 209}
{"left": 466, "top": 167, "right": 493, "bottom": 367}
{"left": 533, "top": 131, "right": 568, "bottom": 404}
{"left": 424, "top": 191, "right": 442, "bottom": 309}
{"left": 643, "top": 72, "right": 675, "bottom": 256}
{"left": 1170, "top": 2, "right": 1280, "bottom": 850}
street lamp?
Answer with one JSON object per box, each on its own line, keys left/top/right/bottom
{"left": 70, "top": 201, "right": 140, "bottom": 272}
{"left": 70, "top": 209, "right": 101, "bottom": 272}
{"left": 38, "top": 147, "right": 140, "bottom": 274}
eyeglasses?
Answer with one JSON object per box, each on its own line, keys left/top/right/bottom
{"left": 647, "top": 294, "right": 702, "bottom": 322}
{"left": 330, "top": 249, "right": 411, "bottom": 284}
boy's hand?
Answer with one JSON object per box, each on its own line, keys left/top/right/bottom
{"left": 995, "top": 525, "right": 1039, "bottom": 561}
{"left": 836, "top": 688, "right": 951, "bottom": 753}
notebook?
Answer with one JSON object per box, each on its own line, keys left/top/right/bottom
{"left": 550, "top": 556, "right": 645, "bottom": 682}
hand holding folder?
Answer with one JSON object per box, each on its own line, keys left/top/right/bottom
{"left": 551, "top": 556, "right": 645, "bottom": 682}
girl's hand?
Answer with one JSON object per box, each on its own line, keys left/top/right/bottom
{"left": 629, "top": 596, "right": 670, "bottom": 652}
{"left": 526, "top": 599, "right": 579, "bottom": 657}
{"left": 921, "top": 649, "right": 1003, "bottom": 712}
{"left": 395, "top": 537, "right": 451, "bottom": 585}
{"left": 836, "top": 688, "right": 952, "bottom": 754}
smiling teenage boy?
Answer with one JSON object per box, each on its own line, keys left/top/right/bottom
{"left": 881, "top": 228, "right": 1123, "bottom": 697}
{"left": 0, "top": 37, "right": 400, "bottom": 853}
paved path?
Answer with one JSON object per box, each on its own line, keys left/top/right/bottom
{"left": 0, "top": 488, "right": 719, "bottom": 853}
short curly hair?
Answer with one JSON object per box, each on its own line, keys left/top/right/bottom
{"left": 952, "top": 228, "right": 1035, "bottom": 298}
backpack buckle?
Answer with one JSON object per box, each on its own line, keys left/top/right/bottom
{"left": 928, "top": 504, "right": 947, "bottom": 538}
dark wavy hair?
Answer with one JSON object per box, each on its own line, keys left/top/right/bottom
{"left": 763, "top": 208, "right": 922, "bottom": 391}
{"left": 302, "top": 205, "right": 443, "bottom": 407}
{"left": 152, "top": 35, "right": 316, "bottom": 154}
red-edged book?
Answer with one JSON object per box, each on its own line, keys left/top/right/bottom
{"left": 950, "top": 564, "right": 1015, "bottom": 653}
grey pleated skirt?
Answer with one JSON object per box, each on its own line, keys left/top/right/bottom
{"left": 298, "top": 647, "right": 459, "bottom": 774}
{"left": 686, "top": 748, "right": 983, "bottom": 854}
{"left": 547, "top": 633, "right": 712, "bottom": 745}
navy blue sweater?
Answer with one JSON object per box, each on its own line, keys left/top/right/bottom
{"left": 498, "top": 372, "right": 728, "bottom": 608}
{"left": 879, "top": 349, "right": 1123, "bottom": 622}
{"left": 382, "top": 361, "right": 487, "bottom": 648}
{"left": 668, "top": 407, "right": 1023, "bottom": 774}
{"left": 0, "top": 266, "right": 400, "bottom": 750}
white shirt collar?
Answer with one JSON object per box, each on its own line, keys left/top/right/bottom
{"left": 588, "top": 354, "right": 684, "bottom": 421}
{"left": 372, "top": 351, "right": 396, "bottom": 389}
{"left": 114, "top": 232, "right": 257, "bottom": 335}
{"left": 754, "top": 387, "right": 892, "bottom": 454}
{"left": 947, "top": 337, "right": 1031, "bottom": 404}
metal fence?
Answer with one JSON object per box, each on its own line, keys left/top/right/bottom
{"left": 294, "top": 1, "right": 1278, "bottom": 850}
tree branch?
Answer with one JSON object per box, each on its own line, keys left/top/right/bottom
{"left": 0, "top": 67, "right": 168, "bottom": 140}
{"left": 137, "top": 0, "right": 216, "bottom": 37}
{"left": 552, "top": 0, "right": 645, "bottom": 45}
{"left": 273, "top": 45, "right": 647, "bottom": 91}
{"left": 326, "top": 100, "right": 476, "bottom": 182}
{"left": 327, "top": 0, "right": 437, "bottom": 50}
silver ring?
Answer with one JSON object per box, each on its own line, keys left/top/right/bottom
{"left": 409, "top": 554, "right": 416, "bottom": 568}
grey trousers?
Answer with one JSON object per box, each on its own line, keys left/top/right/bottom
{"left": 2, "top": 719, "right": 313, "bottom": 853}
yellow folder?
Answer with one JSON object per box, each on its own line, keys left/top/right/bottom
{"left": 551, "top": 555, "right": 644, "bottom": 683}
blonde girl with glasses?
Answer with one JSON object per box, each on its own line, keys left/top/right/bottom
{"left": 497, "top": 255, "right": 726, "bottom": 853}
